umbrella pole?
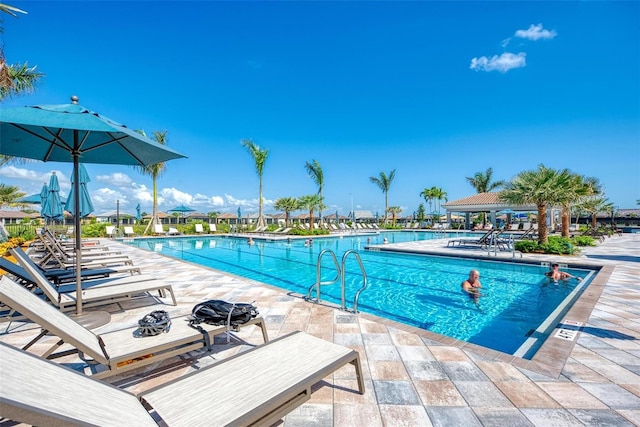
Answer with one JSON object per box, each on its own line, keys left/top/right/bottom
{"left": 73, "top": 138, "right": 83, "bottom": 315}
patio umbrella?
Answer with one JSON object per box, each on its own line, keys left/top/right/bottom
{"left": 39, "top": 183, "right": 49, "bottom": 217}
{"left": 136, "top": 204, "right": 141, "bottom": 221}
{"left": 0, "top": 96, "right": 187, "bottom": 315}
{"left": 65, "top": 163, "right": 94, "bottom": 219}
{"left": 16, "top": 193, "right": 44, "bottom": 204}
{"left": 42, "top": 173, "right": 64, "bottom": 222}
{"left": 168, "top": 204, "right": 195, "bottom": 223}
{"left": 237, "top": 207, "right": 242, "bottom": 228}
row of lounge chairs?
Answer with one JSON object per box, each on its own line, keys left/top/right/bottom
{"left": 447, "top": 226, "right": 538, "bottom": 250}
{"left": 0, "top": 231, "right": 365, "bottom": 425}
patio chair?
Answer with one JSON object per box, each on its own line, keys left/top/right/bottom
{"left": 194, "top": 223, "right": 204, "bottom": 234}
{"left": 447, "top": 229, "right": 497, "bottom": 248}
{"left": 124, "top": 226, "right": 136, "bottom": 237}
{"left": 34, "top": 229, "right": 124, "bottom": 260}
{"left": 209, "top": 223, "right": 217, "bottom": 233}
{"left": 13, "top": 246, "right": 142, "bottom": 282}
{"left": 0, "top": 276, "right": 267, "bottom": 380}
{"left": 153, "top": 224, "right": 165, "bottom": 235}
{"left": 105, "top": 225, "right": 119, "bottom": 238}
{"left": 10, "top": 248, "right": 176, "bottom": 312}
{"left": 167, "top": 227, "right": 181, "bottom": 236}
{"left": 0, "top": 329, "right": 362, "bottom": 427}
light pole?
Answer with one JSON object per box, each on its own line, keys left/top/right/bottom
{"left": 349, "top": 193, "right": 354, "bottom": 223}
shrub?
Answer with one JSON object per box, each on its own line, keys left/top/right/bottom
{"left": 571, "top": 236, "right": 596, "bottom": 247}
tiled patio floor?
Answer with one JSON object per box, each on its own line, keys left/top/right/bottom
{"left": 1, "top": 232, "right": 639, "bottom": 426}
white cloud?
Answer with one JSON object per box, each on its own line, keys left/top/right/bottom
{"left": 95, "top": 172, "right": 134, "bottom": 187}
{"left": 515, "top": 24, "right": 557, "bottom": 41}
{"left": 470, "top": 52, "right": 526, "bottom": 73}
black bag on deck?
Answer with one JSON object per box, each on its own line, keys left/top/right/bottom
{"left": 189, "top": 300, "right": 258, "bottom": 328}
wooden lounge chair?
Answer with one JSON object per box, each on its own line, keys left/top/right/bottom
{"left": 0, "top": 276, "right": 267, "bottom": 380}
{"left": 10, "top": 248, "right": 176, "bottom": 311}
{"left": 0, "top": 330, "right": 362, "bottom": 426}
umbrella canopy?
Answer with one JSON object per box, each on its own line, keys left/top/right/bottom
{"left": 498, "top": 209, "right": 517, "bottom": 215}
{"left": 65, "top": 163, "right": 94, "bottom": 218}
{"left": 136, "top": 204, "right": 141, "bottom": 221}
{"left": 17, "top": 193, "right": 44, "bottom": 204}
{"left": 0, "top": 96, "right": 187, "bottom": 315}
{"left": 42, "top": 173, "right": 64, "bottom": 221}
{"left": 39, "top": 184, "right": 49, "bottom": 215}
{"left": 168, "top": 204, "right": 196, "bottom": 214}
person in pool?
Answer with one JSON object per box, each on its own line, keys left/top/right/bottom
{"left": 461, "top": 269, "right": 482, "bottom": 303}
{"left": 545, "top": 263, "right": 582, "bottom": 282}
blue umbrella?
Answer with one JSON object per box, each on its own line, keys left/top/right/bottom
{"left": 42, "top": 173, "right": 64, "bottom": 221}
{"left": 39, "top": 184, "right": 49, "bottom": 216}
{"left": 17, "top": 193, "right": 44, "bottom": 204}
{"left": 136, "top": 204, "right": 141, "bottom": 221}
{"left": 65, "top": 163, "right": 94, "bottom": 219}
{"left": 0, "top": 96, "right": 187, "bottom": 315}
{"left": 168, "top": 204, "right": 195, "bottom": 223}
{"left": 237, "top": 207, "right": 242, "bottom": 225}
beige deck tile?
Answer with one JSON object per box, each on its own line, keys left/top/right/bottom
{"left": 414, "top": 380, "right": 467, "bottom": 406}
{"left": 429, "top": 346, "right": 470, "bottom": 362}
{"left": 334, "top": 404, "right": 383, "bottom": 427}
{"left": 536, "top": 382, "right": 608, "bottom": 409}
{"left": 378, "top": 405, "right": 433, "bottom": 427}
{"left": 368, "top": 360, "right": 410, "bottom": 381}
{"left": 475, "top": 360, "right": 531, "bottom": 382}
{"left": 494, "top": 381, "right": 561, "bottom": 408}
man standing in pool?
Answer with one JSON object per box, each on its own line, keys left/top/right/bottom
{"left": 462, "top": 270, "right": 482, "bottom": 304}
{"left": 545, "top": 264, "right": 582, "bottom": 282}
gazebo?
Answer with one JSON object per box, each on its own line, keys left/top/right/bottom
{"left": 442, "top": 192, "right": 536, "bottom": 230}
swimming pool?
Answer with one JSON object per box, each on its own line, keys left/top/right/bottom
{"left": 124, "top": 232, "right": 594, "bottom": 358}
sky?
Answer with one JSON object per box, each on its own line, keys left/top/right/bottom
{"left": 1, "top": 1, "right": 638, "bottom": 218}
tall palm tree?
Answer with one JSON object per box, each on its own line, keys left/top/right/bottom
{"left": 499, "top": 164, "right": 568, "bottom": 244}
{"left": 579, "top": 195, "right": 613, "bottom": 229}
{"left": 0, "top": 3, "right": 44, "bottom": 166}
{"left": 0, "top": 183, "right": 25, "bottom": 208}
{"left": 465, "top": 167, "right": 505, "bottom": 193}
{"left": 135, "top": 130, "right": 167, "bottom": 231}
{"left": 466, "top": 168, "right": 505, "bottom": 227}
{"left": 370, "top": 169, "right": 396, "bottom": 225}
{"left": 242, "top": 139, "right": 269, "bottom": 229}
{"left": 558, "top": 174, "right": 600, "bottom": 237}
{"left": 432, "top": 187, "right": 448, "bottom": 214}
{"left": 419, "top": 187, "right": 436, "bottom": 215}
{"left": 298, "top": 194, "right": 324, "bottom": 232}
{"left": 387, "top": 206, "right": 402, "bottom": 226}
{"left": 305, "top": 159, "right": 324, "bottom": 222}
{"left": 273, "top": 197, "right": 300, "bottom": 228}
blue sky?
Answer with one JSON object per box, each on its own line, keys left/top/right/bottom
{"left": 1, "top": 1, "right": 638, "bottom": 217}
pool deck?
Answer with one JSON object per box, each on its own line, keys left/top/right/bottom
{"left": 1, "top": 232, "right": 639, "bottom": 426}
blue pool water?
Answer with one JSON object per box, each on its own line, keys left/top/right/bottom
{"left": 124, "top": 231, "right": 594, "bottom": 358}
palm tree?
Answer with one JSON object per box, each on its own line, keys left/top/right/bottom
{"left": 273, "top": 197, "right": 300, "bottom": 228}
{"left": 298, "top": 194, "right": 324, "bottom": 232}
{"left": 0, "top": 183, "right": 25, "bottom": 208}
{"left": 135, "top": 130, "right": 167, "bottom": 231}
{"left": 387, "top": 206, "right": 402, "bottom": 226}
{"left": 466, "top": 167, "right": 506, "bottom": 227}
{"left": 242, "top": 139, "right": 269, "bottom": 229}
{"left": 432, "top": 187, "right": 448, "bottom": 214}
{"left": 579, "top": 195, "right": 613, "bottom": 229}
{"left": 558, "top": 174, "right": 600, "bottom": 237}
{"left": 370, "top": 169, "right": 396, "bottom": 225}
{"left": 1, "top": 3, "right": 44, "bottom": 166}
{"left": 420, "top": 187, "right": 436, "bottom": 215}
{"left": 305, "top": 159, "right": 324, "bottom": 222}
{"left": 499, "top": 164, "right": 568, "bottom": 244}
{"left": 465, "top": 167, "right": 505, "bottom": 193}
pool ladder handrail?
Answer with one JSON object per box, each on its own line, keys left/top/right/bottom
{"left": 306, "top": 249, "right": 368, "bottom": 313}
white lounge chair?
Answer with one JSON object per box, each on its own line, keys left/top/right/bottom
{"left": 0, "top": 275, "right": 267, "bottom": 380}
{"left": 10, "top": 248, "right": 176, "bottom": 311}
{"left": 194, "top": 223, "right": 204, "bottom": 234}
{"left": 167, "top": 227, "right": 181, "bottom": 236}
{"left": 105, "top": 225, "right": 118, "bottom": 238}
{"left": 0, "top": 329, "right": 362, "bottom": 426}
{"left": 153, "top": 224, "right": 165, "bottom": 235}
{"left": 209, "top": 223, "right": 217, "bottom": 233}
{"left": 124, "top": 226, "right": 135, "bottom": 237}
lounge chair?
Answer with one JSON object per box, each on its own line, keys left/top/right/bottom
{"left": 10, "top": 248, "right": 176, "bottom": 311}
{"left": 124, "top": 226, "right": 135, "bottom": 237}
{"left": 0, "top": 257, "right": 115, "bottom": 288}
{"left": 105, "top": 225, "right": 119, "bottom": 238}
{"left": 153, "top": 224, "right": 165, "bottom": 235}
{"left": 447, "top": 229, "right": 497, "bottom": 248}
{"left": 0, "top": 329, "right": 362, "bottom": 426}
{"left": 194, "top": 223, "right": 204, "bottom": 234}
{"left": 0, "top": 276, "right": 267, "bottom": 380}
{"left": 167, "top": 227, "right": 181, "bottom": 236}
{"left": 209, "top": 223, "right": 217, "bottom": 233}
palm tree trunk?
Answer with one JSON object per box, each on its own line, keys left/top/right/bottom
{"left": 537, "top": 204, "right": 548, "bottom": 244}
{"left": 561, "top": 205, "right": 570, "bottom": 237}
{"left": 258, "top": 177, "right": 265, "bottom": 228}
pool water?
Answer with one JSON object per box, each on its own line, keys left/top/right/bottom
{"left": 125, "top": 232, "right": 593, "bottom": 358}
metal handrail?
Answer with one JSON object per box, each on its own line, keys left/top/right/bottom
{"left": 306, "top": 249, "right": 342, "bottom": 303}
{"left": 341, "top": 250, "right": 368, "bottom": 313}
